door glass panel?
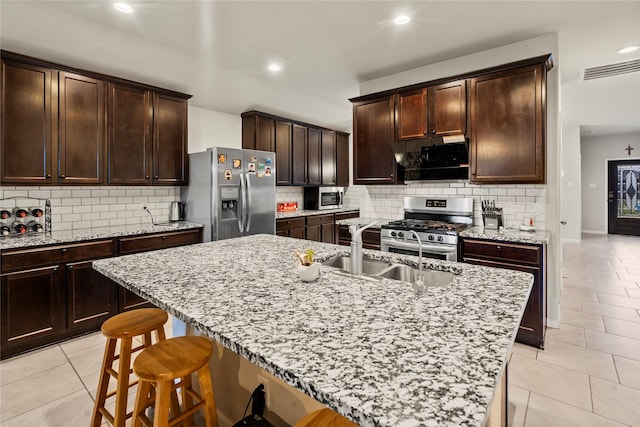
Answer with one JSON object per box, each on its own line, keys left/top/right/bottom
{"left": 617, "top": 164, "right": 640, "bottom": 218}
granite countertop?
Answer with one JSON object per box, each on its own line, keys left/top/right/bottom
{"left": 333, "top": 217, "right": 398, "bottom": 230}
{"left": 460, "top": 226, "right": 551, "bottom": 244}
{"left": 93, "top": 234, "right": 532, "bottom": 427}
{"left": 0, "top": 221, "right": 204, "bottom": 250}
{"left": 276, "top": 207, "right": 360, "bottom": 220}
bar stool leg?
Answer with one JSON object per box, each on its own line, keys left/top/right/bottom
{"left": 197, "top": 364, "right": 219, "bottom": 427}
{"left": 91, "top": 338, "right": 117, "bottom": 427}
{"left": 154, "top": 380, "right": 172, "bottom": 427}
{"left": 131, "top": 379, "right": 151, "bottom": 427}
{"left": 113, "top": 337, "right": 133, "bottom": 427}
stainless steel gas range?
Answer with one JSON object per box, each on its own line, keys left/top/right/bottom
{"left": 380, "top": 197, "right": 474, "bottom": 262}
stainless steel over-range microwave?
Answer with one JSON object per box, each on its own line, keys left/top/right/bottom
{"left": 303, "top": 187, "right": 344, "bottom": 210}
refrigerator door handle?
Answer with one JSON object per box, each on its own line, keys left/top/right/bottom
{"left": 240, "top": 173, "right": 247, "bottom": 233}
{"left": 245, "top": 172, "right": 252, "bottom": 232}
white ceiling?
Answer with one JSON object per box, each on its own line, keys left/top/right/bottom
{"left": 1, "top": 1, "right": 639, "bottom": 135}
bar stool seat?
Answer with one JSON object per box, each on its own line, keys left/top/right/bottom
{"left": 132, "top": 336, "right": 219, "bottom": 427}
{"left": 294, "top": 408, "right": 358, "bottom": 427}
{"left": 91, "top": 308, "right": 168, "bottom": 427}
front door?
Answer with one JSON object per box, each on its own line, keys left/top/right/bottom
{"left": 608, "top": 160, "right": 640, "bottom": 236}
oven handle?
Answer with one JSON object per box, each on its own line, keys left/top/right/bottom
{"left": 380, "top": 238, "right": 457, "bottom": 254}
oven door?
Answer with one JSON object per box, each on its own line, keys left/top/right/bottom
{"left": 380, "top": 237, "right": 458, "bottom": 262}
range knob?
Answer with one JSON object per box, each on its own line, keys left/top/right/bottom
{"left": 437, "top": 236, "right": 444, "bottom": 242}
{"left": 398, "top": 232, "right": 404, "bottom": 238}
{"left": 390, "top": 231, "right": 397, "bottom": 237}
{"left": 428, "top": 235, "right": 435, "bottom": 241}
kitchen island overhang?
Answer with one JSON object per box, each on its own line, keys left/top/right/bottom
{"left": 93, "top": 234, "right": 533, "bottom": 427}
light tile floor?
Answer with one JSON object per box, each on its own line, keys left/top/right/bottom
{"left": 0, "top": 233, "right": 638, "bottom": 426}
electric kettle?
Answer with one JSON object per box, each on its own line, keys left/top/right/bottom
{"left": 169, "top": 202, "right": 184, "bottom": 222}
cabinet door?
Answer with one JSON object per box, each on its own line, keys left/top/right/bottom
{"left": 335, "top": 133, "right": 349, "bottom": 186}
{"left": 1, "top": 266, "right": 61, "bottom": 357}
{"left": 292, "top": 124, "right": 307, "bottom": 185}
{"left": 469, "top": 64, "right": 545, "bottom": 183}
{"left": 289, "top": 227, "right": 306, "bottom": 239}
{"left": 321, "top": 130, "right": 336, "bottom": 185}
{"left": 353, "top": 97, "right": 398, "bottom": 185}
{"left": 58, "top": 72, "right": 105, "bottom": 184}
{"left": 275, "top": 120, "right": 292, "bottom": 186}
{"left": 429, "top": 80, "right": 466, "bottom": 137}
{"left": 108, "top": 83, "right": 152, "bottom": 184}
{"left": 256, "top": 115, "right": 275, "bottom": 152}
{"left": 119, "top": 288, "right": 154, "bottom": 312}
{"left": 306, "top": 224, "right": 321, "bottom": 242}
{"left": 396, "top": 88, "right": 427, "bottom": 140}
{"left": 321, "top": 223, "right": 335, "bottom": 244}
{"left": 153, "top": 93, "right": 188, "bottom": 185}
{"left": 66, "top": 260, "right": 117, "bottom": 332}
{"left": 1, "top": 60, "right": 54, "bottom": 184}
{"left": 307, "top": 128, "right": 322, "bottom": 186}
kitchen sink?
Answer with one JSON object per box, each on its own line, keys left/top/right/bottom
{"left": 322, "top": 255, "right": 454, "bottom": 287}
{"left": 377, "top": 265, "right": 454, "bottom": 287}
{"left": 322, "top": 255, "right": 392, "bottom": 275}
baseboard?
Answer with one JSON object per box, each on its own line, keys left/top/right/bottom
{"left": 547, "top": 318, "right": 560, "bottom": 329}
{"left": 582, "top": 230, "right": 606, "bottom": 234}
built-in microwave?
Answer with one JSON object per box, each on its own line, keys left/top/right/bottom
{"left": 303, "top": 187, "right": 344, "bottom": 210}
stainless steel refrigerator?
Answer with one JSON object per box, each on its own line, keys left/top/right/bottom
{"left": 181, "top": 147, "right": 276, "bottom": 242}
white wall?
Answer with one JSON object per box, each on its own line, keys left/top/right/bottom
{"left": 358, "top": 33, "right": 562, "bottom": 327}
{"left": 188, "top": 106, "right": 242, "bottom": 153}
{"left": 581, "top": 132, "right": 640, "bottom": 233}
{"left": 561, "top": 125, "right": 582, "bottom": 242}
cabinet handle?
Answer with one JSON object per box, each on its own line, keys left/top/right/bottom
{"left": 45, "top": 174, "right": 51, "bottom": 178}
{"left": 60, "top": 174, "right": 66, "bottom": 179}
{"left": 432, "top": 129, "right": 436, "bottom": 134}
{"left": 161, "top": 236, "right": 167, "bottom": 240}
{"left": 496, "top": 246, "right": 501, "bottom": 251}
{"left": 61, "top": 248, "right": 68, "bottom": 253}
{"left": 145, "top": 175, "right": 149, "bottom": 179}
{"left": 67, "top": 265, "right": 74, "bottom": 271}
{"left": 154, "top": 175, "right": 159, "bottom": 179}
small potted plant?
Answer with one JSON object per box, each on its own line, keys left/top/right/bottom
{"left": 295, "top": 248, "right": 320, "bottom": 282}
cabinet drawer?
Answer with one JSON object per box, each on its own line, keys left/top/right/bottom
{"left": 306, "top": 214, "right": 334, "bottom": 226}
{"left": 119, "top": 229, "right": 201, "bottom": 255}
{"left": 462, "top": 239, "right": 541, "bottom": 265}
{"left": 276, "top": 218, "right": 306, "bottom": 232}
{"left": 1, "top": 240, "right": 115, "bottom": 273}
{"left": 334, "top": 210, "right": 360, "bottom": 221}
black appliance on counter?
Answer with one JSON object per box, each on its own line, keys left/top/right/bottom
{"left": 380, "top": 196, "right": 474, "bottom": 262}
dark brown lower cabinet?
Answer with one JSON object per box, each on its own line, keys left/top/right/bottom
{"left": 0, "top": 228, "right": 202, "bottom": 359}
{"left": 276, "top": 218, "right": 306, "bottom": 239}
{"left": 337, "top": 224, "right": 381, "bottom": 250}
{"left": 307, "top": 214, "right": 334, "bottom": 244}
{"left": 460, "top": 238, "right": 546, "bottom": 348}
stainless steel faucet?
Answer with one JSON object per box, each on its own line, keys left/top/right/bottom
{"left": 349, "top": 222, "right": 377, "bottom": 275}
{"left": 410, "top": 230, "right": 425, "bottom": 290}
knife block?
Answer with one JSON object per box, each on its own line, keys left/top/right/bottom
{"left": 482, "top": 209, "right": 503, "bottom": 230}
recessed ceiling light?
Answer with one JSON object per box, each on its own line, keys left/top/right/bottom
{"left": 618, "top": 45, "right": 639, "bottom": 54}
{"left": 114, "top": 2, "right": 134, "bottom": 13}
{"left": 394, "top": 15, "right": 410, "bottom": 25}
{"left": 267, "top": 63, "right": 281, "bottom": 72}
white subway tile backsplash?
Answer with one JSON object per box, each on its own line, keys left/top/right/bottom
{"left": 99, "top": 197, "right": 118, "bottom": 204}
{"left": 72, "top": 190, "right": 91, "bottom": 198}
{"left": 28, "top": 190, "right": 51, "bottom": 199}
{"left": 126, "top": 189, "right": 141, "bottom": 197}
{"left": 100, "top": 211, "right": 118, "bottom": 220}
{"left": 109, "top": 218, "right": 126, "bottom": 226}
{"left": 72, "top": 205, "right": 92, "bottom": 214}
{"left": 81, "top": 197, "right": 100, "bottom": 205}
{"left": 81, "top": 212, "right": 101, "bottom": 221}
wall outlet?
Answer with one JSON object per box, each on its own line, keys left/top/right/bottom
{"left": 257, "top": 375, "right": 270, "bottom": 408}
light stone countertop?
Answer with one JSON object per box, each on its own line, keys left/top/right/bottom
{"left": 460, "top": 226, "right": 551, "bottom": 245}
{"left": 0, "top": 221, "right": 204, "bottom": 251}
{"left": 93, "top": 234, "right": 533, "bottom": 427}
{"left": 276, "top": 207, "right": 361, "bottom": 220}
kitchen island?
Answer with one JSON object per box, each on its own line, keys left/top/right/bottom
{"left": 93, "top": 234, "right": 533, "bottom": 427}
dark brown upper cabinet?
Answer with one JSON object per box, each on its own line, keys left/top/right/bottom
{"left": 58, "top": 71, "right": 106, "bottom": 185}
{"left": 335, "top": 133, "right": 349, "bottom": 186}
{"left": 292, "top": 124, "right": 322, "bottom": 186}
{"left": 469, "top": 63, "right": 546, "bottom": 184}
{"left": 396, "top": 80, "right": 466, "bottom": 141}
{"left": 352, "top": 96, "right": 399, "bottom": 185}
{"left": 1, "top": 59, "right": 54, "bottom": 185}
{"left": 275, "top": 120, "right": 292, "bottom": 186}
{"left": 108, "top": 83, "right": 152, "bottom": 184}
{"left": 1, "top": 51, "right": 191, "bottom": 186}
{"left": 152, "top": 93, "right": 188, "bottom": 185}
{"left": 242, "top": 111, "right": 348, "bottom": 187}
{"left": 321, "top": 130, "right": 336, "bottom": 186}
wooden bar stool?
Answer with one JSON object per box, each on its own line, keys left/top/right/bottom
{"left": 294, "top": 408, "right": 358, "bottom": 427}
{"left": 91, "top": 308, "right": 169, "bottom": 427}
{"left": 131, "top": 335, "right": 219, "bottom": 427}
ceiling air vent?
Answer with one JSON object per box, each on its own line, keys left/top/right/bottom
{"left": 582, "top": 59, "right": 640, "bottom": 81}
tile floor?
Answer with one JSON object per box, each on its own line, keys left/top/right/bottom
{"left": 0, "top": 233, "right": 638, "bottom": 426}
